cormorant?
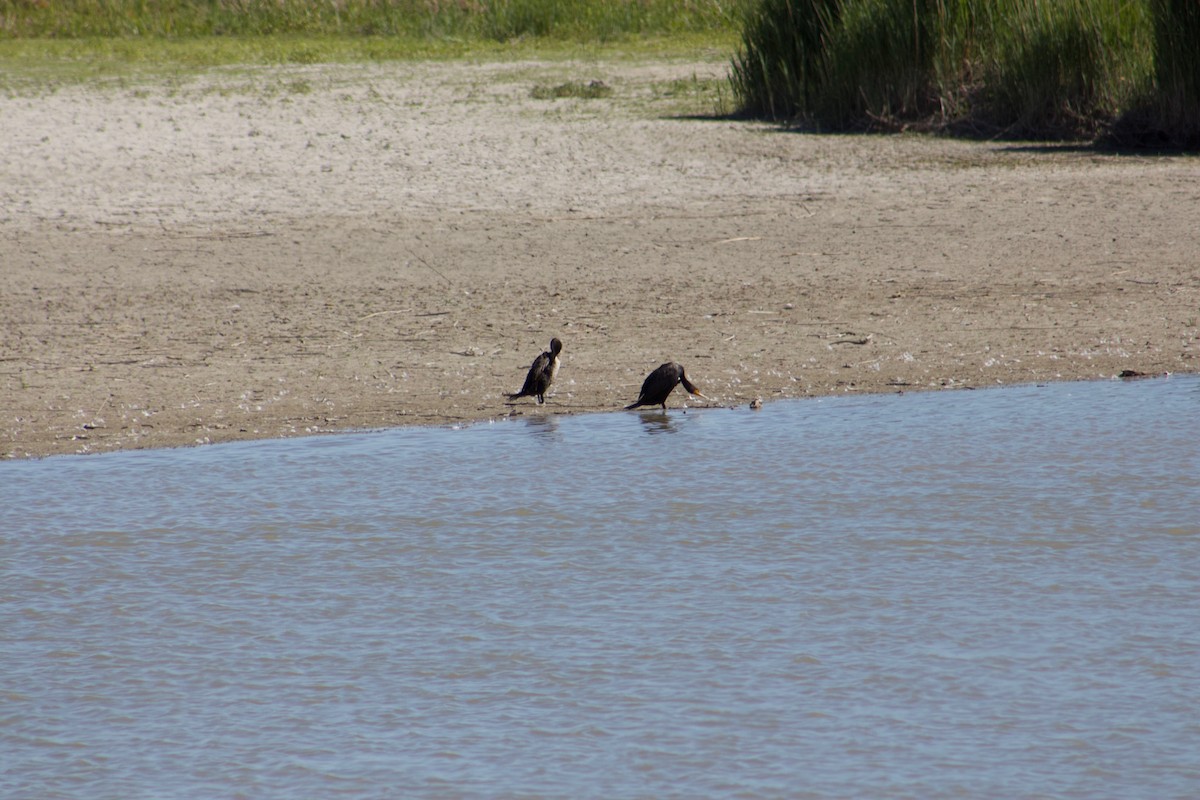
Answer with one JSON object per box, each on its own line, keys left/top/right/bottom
{"left": 507, "top": 337, "right": 562, "bottom": 404}
{"left": 625, "top": 362, "right": 706, "bottom": 410}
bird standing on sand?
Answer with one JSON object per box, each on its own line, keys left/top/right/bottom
{"left": 508, "top": 337, "right": 562, "bottom": 404}
{"left": 625, "top": 362, "right": 707, "bottom": 410}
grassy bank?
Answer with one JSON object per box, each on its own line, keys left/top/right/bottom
{"left": 731, "top": 0, "right": 1199, "bottom": 146}
{"left": 0, "top": 1, "right": 748, "bottom": 91}
{"left": 4, "top": 1, "right": 1194, "bottom": 145}
{"left": 0, "top": 0, "right": 749, "bottom": 47}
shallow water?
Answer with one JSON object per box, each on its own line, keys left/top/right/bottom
{"left": 4, "top": 376, "right": 1200, "bottom": 799}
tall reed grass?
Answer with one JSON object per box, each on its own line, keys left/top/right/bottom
{"left": 732, "top": 0, "right": 1196, "bottom": 145}
{"left": 1140, "top": 0, "right": 1200, "bottom": 144}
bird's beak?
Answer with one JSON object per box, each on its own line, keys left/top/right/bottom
{"left": 680, "top": 375, "right": 706, "bottom": 400}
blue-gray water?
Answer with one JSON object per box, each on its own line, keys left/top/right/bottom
{"left": 4, "top": 376, "right": 1199, "bottom": 799}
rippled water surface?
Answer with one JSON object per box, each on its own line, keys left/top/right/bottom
{"left": 5, "top": 377, "right": 1200, "bottom": 799}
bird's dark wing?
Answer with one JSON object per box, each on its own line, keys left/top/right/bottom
{"left": 513, "top": 352, "right": 551, "bottom": 397}
{"left": 625, "top": 363, "right": 675, "bottom": 409}
{"left": 536, "top": 352, "right": 556, "bottom": 384}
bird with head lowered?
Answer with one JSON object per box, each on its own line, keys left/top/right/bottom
{"left": 625, "top": 362, "right": 706, "bottom": 410}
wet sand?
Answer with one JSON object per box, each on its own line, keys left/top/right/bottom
{"left": 3, "top": 56, "right": 1197, "bottom": 459}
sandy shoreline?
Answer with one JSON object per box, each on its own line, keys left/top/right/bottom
{"left": 3, "top": 56, "right": 1197, "bottom": 459}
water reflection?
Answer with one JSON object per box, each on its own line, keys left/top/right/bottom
{"left": 518, "top": 412, "right": 562, "bottom": 440}
{"left": 632, "top": 408, "right": 679, "bottom": 434}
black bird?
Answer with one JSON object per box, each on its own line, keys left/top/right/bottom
{"left": 625, "top": 362, "right": 707, "bottom": 410}
{"left": 508, "top": 337, "right": 562, "bottom": 404}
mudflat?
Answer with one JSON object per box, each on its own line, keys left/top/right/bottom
{"left": 3, "top": 55, "right": 1197, "bottom": 459}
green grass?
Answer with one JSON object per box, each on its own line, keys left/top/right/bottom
{"left": 0, "top": 1, "right": 749, "bottom": 92}
{"left": 0, "top": 35, "right": 740, "bottom": 98}
{"left": 0, "top": 0, "right": 750, "bottom": 41}
{"left": 531, "top": 79, "right": 614, "bottom": 99}
{"left": 731, "top": 0, "right": 1197, "bottom": 146}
